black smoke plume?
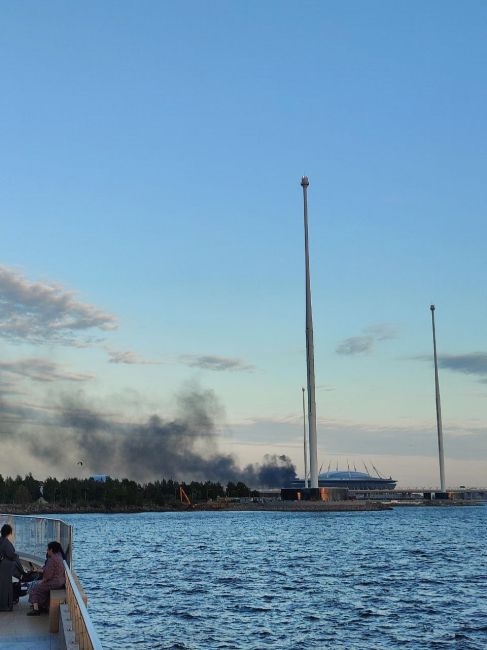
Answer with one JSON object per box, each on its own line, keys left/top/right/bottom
{"left": 1, "top": 384, "right": 296, "bottom": 488}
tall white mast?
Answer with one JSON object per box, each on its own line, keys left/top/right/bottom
{"left": 301, "top": 176, "right": 319, "bottom": 489}
{"left": 302, "top": 387, "right": 309, "bottom": 488}
{"left": 430, "top": 304, "right": 446, "bottom": 492}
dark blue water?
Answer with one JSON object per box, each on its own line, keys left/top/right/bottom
{"left": 62, "top": 507, "right": 487, "bottom": 649}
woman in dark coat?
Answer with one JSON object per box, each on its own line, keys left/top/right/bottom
{"left": 28, "top": 541, "right": 66, "bottom": 615}
{"left": 0, "top": 523, "right": 18, "bottom": 612}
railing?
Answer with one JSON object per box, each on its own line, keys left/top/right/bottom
{"left": 64, "top": 560, "right": 103, "bottom": 650}
{"left": 0, "top": 513, "right": 72, "bottom": 567}
{"left": 0, "top": 513, "right": 103, "bottom": 649}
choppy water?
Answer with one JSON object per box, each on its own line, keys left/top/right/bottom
{"left": 61, "top": 507, "right": 487, "bottom": 649}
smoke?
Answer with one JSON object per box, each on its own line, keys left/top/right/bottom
{"left": 0, "top": 383, "right": 296, "bottom": 488}
{"left": 240, "top": 454, "right": 297, "bottom": 487}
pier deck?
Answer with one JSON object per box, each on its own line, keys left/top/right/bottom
{"left": 0, "top": 596, "right": 60, "bottom": 650}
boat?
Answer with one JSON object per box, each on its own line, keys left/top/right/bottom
{"left": 0, "top": 513, "right": 103, "bottom": 650}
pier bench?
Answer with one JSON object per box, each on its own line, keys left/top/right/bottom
{"left": 49, "top": 588, "right": 67, "bottom": 632}
{"left": 49, "top": 572, "right": 88, "bottom": 633}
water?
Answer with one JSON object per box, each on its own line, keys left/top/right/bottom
{"left": 61, "top": 507, "right": 487, "bottom": 649}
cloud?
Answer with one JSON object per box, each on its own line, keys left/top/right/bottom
{"left": 0, "top": 396, "right": 50, "bottom": 430}
{"left": 438, "top": 353, "right": 487, "bottom": 382}
{"left": 336, "top": 322, "right": 399, "bottom": 356}
{"left": 0, "top": 358, "right": 94, "bottom": 383}
{"left": 0, "top": 265, "right": 117, "bottom": 345}
{"left": 107, "top": 349, "right": 161, "bottom": 365}
{"left": 336, "top": 336, "right": 374, "bottom": 355}
{"left": 0, "top": 377, "right": 21, "bottom": 396}
{"left": 179, "top": 354, "right": 255, "bottom": 372}
{"left": 414, "top": 352, "right": 487, "bottom": 383}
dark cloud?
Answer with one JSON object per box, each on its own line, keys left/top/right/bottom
{"left": 0, "top": 265, "right": 117, "bottom": 345}
{"left": 180, "top": 354, "right": 255, "bottom": 373}
{"left": 414, "top": 352, "right": 487, "bottom": 383}
{"left": 439, "top": 353, "right": 487, "bottom": 382}
{"left": 0, "top": 358, "right": 94, "bottom": 383}
{"left": 336, "top": 336, "right": 374, "bottom": 355}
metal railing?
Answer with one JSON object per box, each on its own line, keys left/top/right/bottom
{"left": 0, "top": 513, "right": 72, "bottom": 567}
{"left": 64, "top": 560, "right": 103, "bottom": 650}
{"left": 1, "top": 513, "right": 103, "bottom": 649}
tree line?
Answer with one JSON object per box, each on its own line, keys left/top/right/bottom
{"left": 0, "top": 473, "right": 258, "bottom": 508}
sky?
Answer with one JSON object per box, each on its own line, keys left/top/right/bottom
{"left": 1, "top": 1, "right": 487, "bottom": 488}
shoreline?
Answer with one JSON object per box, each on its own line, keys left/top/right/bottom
{"left": 1, "top": 500, "right": 483, "bottom": 515}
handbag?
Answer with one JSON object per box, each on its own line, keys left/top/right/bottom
{"left": 21, "top": 570, "right": 43, "bottom": 583}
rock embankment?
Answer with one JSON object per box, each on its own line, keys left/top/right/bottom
{"left": 1, "top": 500, "right": 392, "bottom": 514}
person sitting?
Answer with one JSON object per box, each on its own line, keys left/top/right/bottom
{"left": 28, "top": 541, "right": 66, "bottom": 616}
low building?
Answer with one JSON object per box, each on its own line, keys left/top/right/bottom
{"left": 90, "top": 475, "right": 109, "bottom": 483}
{"left": 281, "top": 487, "right": 348, "bottom": 502}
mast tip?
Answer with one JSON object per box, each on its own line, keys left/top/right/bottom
{"left": 301, "top": 176, "right": 309, "bottom": 187}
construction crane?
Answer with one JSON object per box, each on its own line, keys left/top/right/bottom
{"left": 179, "top": 486, "right": 192, "bottom": 508}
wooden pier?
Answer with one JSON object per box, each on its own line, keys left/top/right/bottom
{"left": 0, "top": 595, "right": 60, "bottom": 650}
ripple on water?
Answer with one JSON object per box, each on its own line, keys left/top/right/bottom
{"left": 59, "top": 506, "right": 487, "bottom": 650}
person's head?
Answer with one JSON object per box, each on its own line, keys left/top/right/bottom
{"left": 47, "top": 541, "right": 66, "bottom": 560}
{"left": 1, "top": 524, "right": 13, "bottom": 539}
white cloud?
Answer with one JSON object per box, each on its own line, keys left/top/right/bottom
{"left": 0, "top": 265, "right": 117, "bottom": 345}
{"left": 107, "top": 349, "right": 161, "bottom": 365}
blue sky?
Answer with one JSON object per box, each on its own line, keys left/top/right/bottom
{"left": 1, "top": 1, "right": 487, "bottom": 486}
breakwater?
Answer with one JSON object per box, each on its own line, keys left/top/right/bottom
{"left": 3, "top": 499, "right": 482, "bottom": 515}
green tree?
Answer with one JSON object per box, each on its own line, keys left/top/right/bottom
{"left": 14, "top": 484, "right": 32, "bottom": 504}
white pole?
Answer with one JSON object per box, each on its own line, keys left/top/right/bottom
{"left": 430, "top": 304, "right": 446, "bottom": 492}
{"left": 301, "top": 176, "right": 319, "bottom": 489}
{"left": 302, "top": 387, "right": 309, "bottom": 488}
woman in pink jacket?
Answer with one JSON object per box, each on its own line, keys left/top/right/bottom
{"left": 28, "top": 541, "right": 66, "bottom": 616}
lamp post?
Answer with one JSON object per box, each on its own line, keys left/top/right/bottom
{"left": 301, "top": 176, "right": 319, "bottom": 489}
{"left": 302, "top": 387, "right": 308, "bottom": 488}
{"left": 430, "top": 304, "right": 446, "bottom": 492}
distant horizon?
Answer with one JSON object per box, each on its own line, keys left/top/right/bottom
{"left": 0, "top": 469, "right": 485, "bottom": 493}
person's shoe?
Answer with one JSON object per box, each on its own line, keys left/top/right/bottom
{"left": 27, "top": 609, "right": 41, "bottom": 616}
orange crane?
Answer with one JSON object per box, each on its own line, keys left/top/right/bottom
{"left": 179, "top": 486, "right": 192, "bottom": 507}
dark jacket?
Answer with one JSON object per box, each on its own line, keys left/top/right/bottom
{"left": 0, "top": 536, "right": 19, "bottom": 611}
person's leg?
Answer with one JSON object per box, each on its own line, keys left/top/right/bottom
{"left": 12, "top": 580, "right": 21, "bottom": 604}
{"left": 27, "top": 584, "right": 41, "bottom": 615}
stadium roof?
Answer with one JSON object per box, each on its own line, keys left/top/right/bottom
{"left": 318, "top": 470, "right": 385, "bottom": 481}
